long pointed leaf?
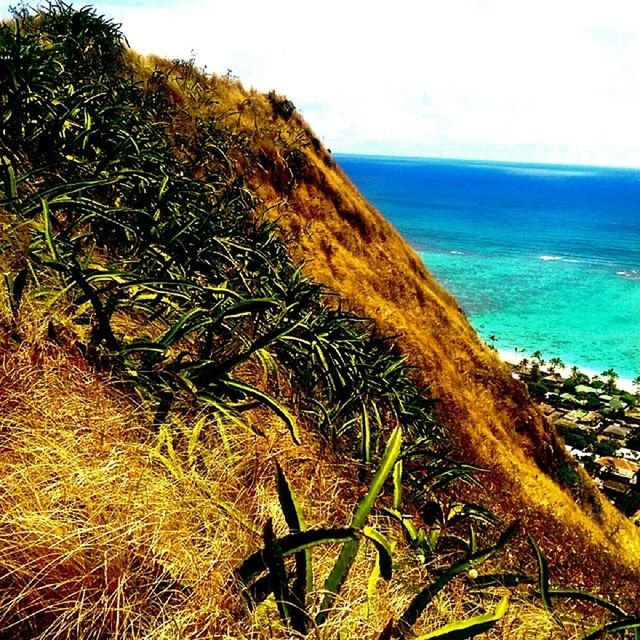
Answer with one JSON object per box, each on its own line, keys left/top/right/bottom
{"left": 398, "top": 521, "right": 519, "bottom": 631}
{"left": 528, "top": 535, "right": 552, "bottom": 612}
{"left": 262, "top": 519, "right": 292, "bottom": 626}
{"left": 469, "top": 573, "right": 534, "bottom": 589}
{"left": 275, "top": 461, "right": 311, "bottom": 634}
{"left": 362, "top": 526, "right": 393, "bottom": 581}
{"left": 393, "top": 459, "right": 403, "bottom": 511}
{"left": 581, "top": 617, "right": 640, "bottom": 640}
{"left": 415, "top": 596, "right": 510, "bottom": 640}
{"left": 236, "top": 527, "right": 356, "bottom": 585}
{"left": 545, "top": 589, "right": 627, "bottom": 618}
{"left": 317, "top": 427, "right": 402, "bottom": 625}
{"left": 223, "top": 379, "right": 300, "bottom": 444}
{"left": 42, "top": 199, "right": 59, "bottom": 261}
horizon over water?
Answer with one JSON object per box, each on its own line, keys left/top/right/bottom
{"left": 336, "top": 153, "right": 640, "bottom": 386}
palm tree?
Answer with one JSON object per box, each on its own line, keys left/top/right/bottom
{"left": 601, "top": 368, "right": 619, "bottom": 394}
{"left": 633, "top": 375, "right": 640, "bottom": 402}
{"left": 517, "top": 358, "right": 530, "bottom": 375}
{"left": 531, "top": 350, "right": 546, "bottom": 373}
{"left": 548, "top": 357, "right": 565, "bottom": 374}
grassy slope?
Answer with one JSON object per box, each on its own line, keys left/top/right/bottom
{"left": 261, "top": 134, "right": 640, "bottom": 595}
{"left": 0, "top": 278, "right": 557, "bottom": 639}
{"left": 1, "top": 22, "right": 638, "bottom": 636}
{"left": 159, "top": 64, "right": 640, "bottom": 599}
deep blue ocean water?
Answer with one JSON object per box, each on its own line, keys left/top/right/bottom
{"left": 336, "top": 154, "right": 640, "bottom": 383}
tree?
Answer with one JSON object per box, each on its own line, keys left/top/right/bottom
{"left": 548, "top": 357, "right": 565, "bottom": 374}
{"left": 531, "top": 350, "right": 546, "bottom": 371}
{"left": 633, "top": 375, "right": 640, "bottom": 402}
{"left": 529, "top": 361, "right": 541, "bottom": 383}
{"left": 627, "top": 430, "right": 640, "bottom": 452}
{"left": 601, "top": 368, "right": 619, "bottom": 394}
{"left": 517, "top": 358, "right": 529, "bottom": 375}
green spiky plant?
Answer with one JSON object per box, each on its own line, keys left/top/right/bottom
{"left": 236, "top": 427, "right": 401, "bottom": 633}
{"left": 1, "top": 2, "right": 440, "bottom": 462}
{"left": 236, "top": 427, "right": 517, "bottom": 639}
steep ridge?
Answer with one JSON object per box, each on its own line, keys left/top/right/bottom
{"left": 124, "top": 50, "right": 640, "bottom": 598}
{"left": 2, "top": 8, "right": 640, "bottom": 636}
{"left": 167, "top": 71, "right": 640, "bottom": 596}
{"left": 251, "top": 134, "right": 640, "bottom": 596}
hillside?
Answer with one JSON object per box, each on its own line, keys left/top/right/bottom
{"left": 1, "top": 4, "right": 639, "bottom": 639}
{"left": 153, "top": 59, "right": 640, "bottom": 594}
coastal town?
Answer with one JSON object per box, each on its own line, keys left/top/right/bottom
{"left": 510, "top": 352, "right": 640, "bottom": 519}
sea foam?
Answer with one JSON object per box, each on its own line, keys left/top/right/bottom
{"left": 539, "top": 255, "right": 580, "bottom": 263}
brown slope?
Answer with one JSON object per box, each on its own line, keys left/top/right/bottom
{"left": 245, "top": 124, "right": 640, "bottom": 600}
{"left": 130, "top": 56, "right": 640, "bottom": 601}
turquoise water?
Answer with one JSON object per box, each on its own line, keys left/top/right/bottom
{"left": 337, "top": 154, "right": 640, "bottom": 381}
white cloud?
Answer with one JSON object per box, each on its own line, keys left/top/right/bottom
{"left": 87, "top": 0, "right": 640, "bottom": 166}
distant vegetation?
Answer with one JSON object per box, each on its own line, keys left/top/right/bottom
{"left": 1, "top": 4, "right": 640, "bottom": 638}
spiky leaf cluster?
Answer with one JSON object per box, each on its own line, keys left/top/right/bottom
{"left": 1, "top": 2, "right": 438, "bottom": 462}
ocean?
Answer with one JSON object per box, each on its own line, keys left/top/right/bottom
{"left": 336, "top": 154, "right": 640, "bottom": 386}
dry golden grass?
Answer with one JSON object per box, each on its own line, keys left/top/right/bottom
{"left": 1, "top": 51, "right": 637, "bottom": 638}
{"left": 0, "top": 300, "right": 582, "bottom": 639}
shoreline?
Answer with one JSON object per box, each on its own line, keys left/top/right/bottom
{"left": 497, "top": 348, "right": 637, "bottom": 394}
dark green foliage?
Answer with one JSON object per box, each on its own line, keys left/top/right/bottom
{"left": 594, "top": 440, "right": 618, "bottom": 457}
{"left": 1, "top": 2, "right": 439, "bottom": 462}
{"left": 627, "top": 431, "right": 640, "bottom": 452}
{"left": 3, "top": 266, "right": 27, "bottom": 317}
{"left": 528, "top": 535, "right": 552, "bottom": 613}
{"left": 556, "top": 459, "right": 581, "bottom": 488}
{"left": 267, "top": 91, "right": 296, "bottom": 121}
{"left": 394, "top": 521, "right": 519, "bottom": 633}
{"left": 558, "top": 425, "right": 596, "bottom": 451}
{"left": 274, "top": 462, "right": 311, "bottom": 634}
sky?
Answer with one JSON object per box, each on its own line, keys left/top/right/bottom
{"left": 21, "top": 1, "right": 640, "bottom": 167}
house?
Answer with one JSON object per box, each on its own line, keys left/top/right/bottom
{"left": 564, "top": 409, "right": 600, "bottom": 426}
{"left": 543, "top": 374, "right": 563, "bottom": 388}
{"left": 575, "top": 384, "right": 598, "bottom": 395}
{"left": 602, "top": 424, "right": 632, "bottom": 441}
{"left": 601, "top": 479, "right": 632, "bottom": 495}
{"left": 566, "top": 409, "right": 587, "bottom": 422}
{"left": 595, "top": 456, "right": 640, "bottom": 483}
{"left": 625, "top": 409, "right": 640, "bottom": 426}
{"left": 555, "top": 418, "right": 583, "bottom": 431}
{"left": 618, "top": 448, "right": 640, "bottom": 463}
{"left": 578, "top": 411, "right": 601, "bottom": 426}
